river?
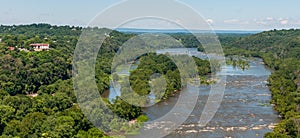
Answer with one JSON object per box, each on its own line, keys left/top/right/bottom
{"left": 102, "top": 50, "right": 278, "bottom": 138}
{"left": 143, "top": 58, "right": 278, "bottom": 138}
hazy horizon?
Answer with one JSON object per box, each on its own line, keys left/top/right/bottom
{"left": 0, "top": 23, "right": 290, "bottom": 32}
{"left": 2, "top": 0, "right": 300, "bottom": 30}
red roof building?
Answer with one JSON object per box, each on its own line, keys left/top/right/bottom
{"left": 8, "top": 46, "right": 15, "bottom": 51}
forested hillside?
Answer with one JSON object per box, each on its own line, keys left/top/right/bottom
{"left": 228, "top": 29, "right": 300, "bottom": 137}
{"left": 2, "top": 24, "right": 299, "bottom": 137}
{"left": 0, "top": 24, "right": 212, "bottom": 137}
{"left": 0, "top": 24, "right": 143, "bottom": 137}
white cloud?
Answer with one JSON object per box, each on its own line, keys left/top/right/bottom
{"left": 224, "top": 19, "right": 239, "bottom": 23}
{"left": 223, "top": 19, "right": 249, "bottom": 25}
{"left": 206, "top": 19, "right": 214, "bottom": 24}
{"left": 294, "top": 20, "right": 300, "bottom": 25}
{"left": 266, "top": 17, "right": 274, "bottom": 21}
{"left": 256, "top": 21, "right": 267, "bottom": 25}
{"left": 280, "top": 19, "right": 289, "bottom": 25}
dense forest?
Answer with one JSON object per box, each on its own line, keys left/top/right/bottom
{"left": 1, "top": 24, "right": 300, "bottom": 137}
{"left": 0, "top": 24, "right": 212, "bottom": 137}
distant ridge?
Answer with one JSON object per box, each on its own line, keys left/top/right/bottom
{"left": 116, "top": 28, "right": 262, "bottom": 34}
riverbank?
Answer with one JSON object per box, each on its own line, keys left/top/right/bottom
{"left": 102, "top": 54, "right": 279, "bottom": 137}
{"left": 144, "top": 58, "right": 279, "bottom": 137}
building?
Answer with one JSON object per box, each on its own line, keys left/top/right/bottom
{"left": 30, "top": 43, "right": 50, "bottom": 51}
{"left": 8, "top": 46, "right": 15, "bottom": 51}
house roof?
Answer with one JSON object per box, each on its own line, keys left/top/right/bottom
{"left": 9, "top": 46, "right": 15, "bottom": 51}
{"left": 30, "top": 43, "right": 50, "bottom": 47}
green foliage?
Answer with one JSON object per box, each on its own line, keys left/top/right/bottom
{"left": 126, "top": 53, "right": 211, "bottom": 101}
{"left": 0, "top": 24, "right": 131, "bottom": 137}
{"left": 75, "top": 128, "right": 105, "bottom": 138}
{"left": 109, "top": 97, "right": 142, "bottom": 121}
{"left": 231, "top": 29, "right": 300, "bottom": 59}
{"left": 226, "top": 56, "right": 250, "bottom": 70}
{"left": 225, "top": 29, "right": 300, "bottom": 137}
{"left": 4, "top": 24, "right": 299, "bottom": 137}
{"left": 136, "top": 115, "right": 148, "bottom": 122}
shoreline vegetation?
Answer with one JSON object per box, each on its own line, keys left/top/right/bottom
{"left": 226, "top": 56, "right": 250, "bottom": 71}
{"left": 222, "top": 30, "right": 300, "bottom": 137}
{"left": 0, "top": 24, "right": 299, "bottom": 137}
{"left": 109, "top": 53, "right": 213, "bottom": 111}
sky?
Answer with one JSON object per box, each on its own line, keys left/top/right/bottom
{"left": 1, "top": 0, "right": 300, "bottom": 30}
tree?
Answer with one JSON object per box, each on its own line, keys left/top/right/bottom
{"left": 20, "top": 112, "right": 47, "bottom": 137}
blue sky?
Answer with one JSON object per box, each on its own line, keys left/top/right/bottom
{"left": 1, "top": 0, "right": 300, "bottom": 30}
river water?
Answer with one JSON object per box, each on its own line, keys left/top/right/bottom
{"left": 143, "top": 58, "right": 278, "bottom": 138}
{"left": 102, "top": 49, "right": 279, "bottom": 138}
